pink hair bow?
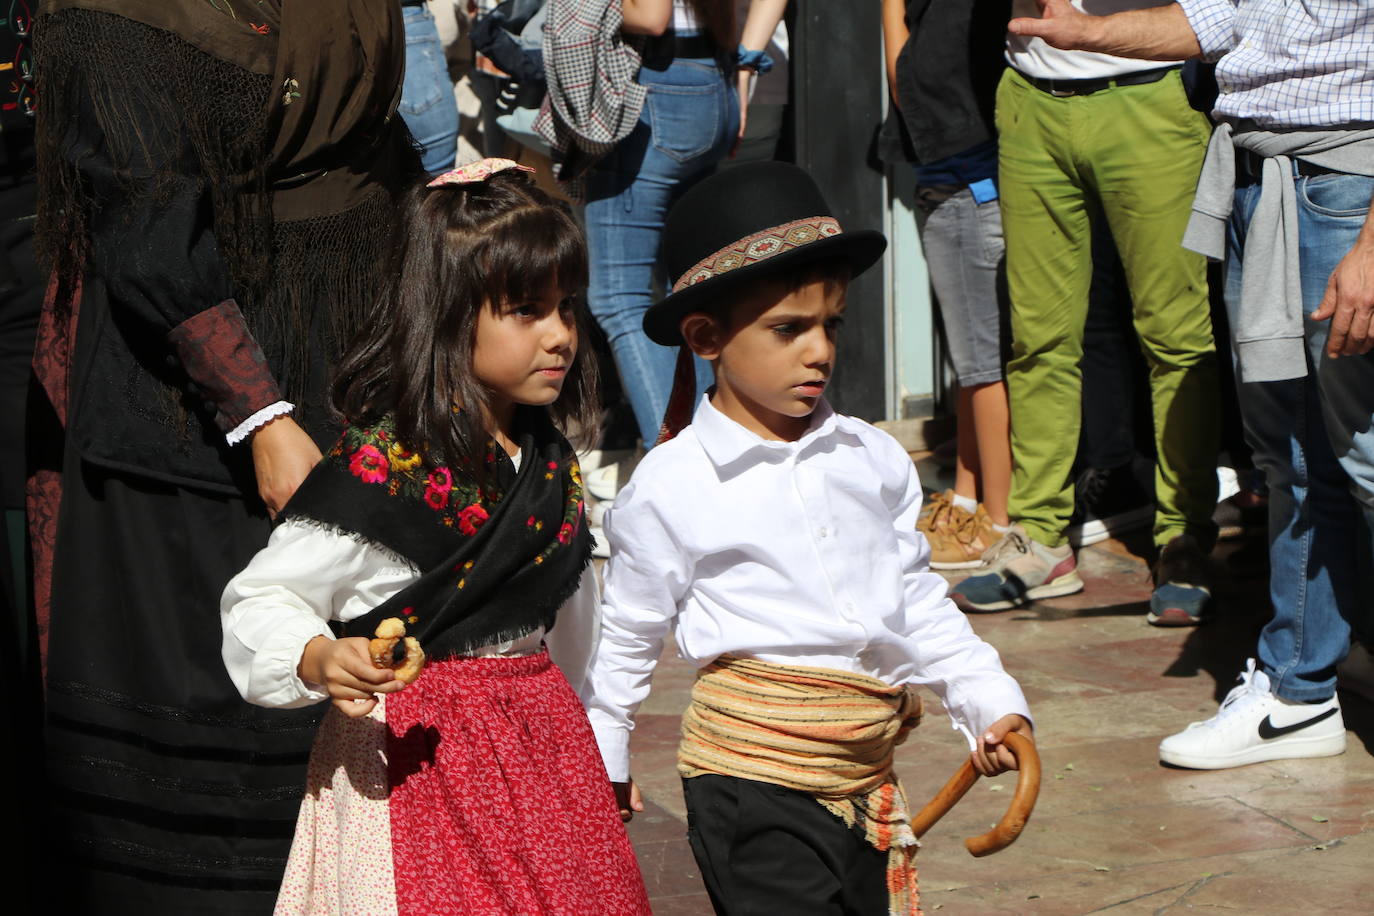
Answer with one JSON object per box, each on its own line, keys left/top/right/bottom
{"left": 427, "top": 158, "right": 536, "bottom": 188}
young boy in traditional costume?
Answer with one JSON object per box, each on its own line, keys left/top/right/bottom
{"left": 582, "top": 161, "right": 1034, "bottom": 915}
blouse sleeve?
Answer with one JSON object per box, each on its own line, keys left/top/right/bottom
{"left": 73, "top": 84, "right": 286, "bottom": 440}
{"left": 220, "top": 520, "right": 418, "bottom": 708}
{"left": 545, "top": 565, "right": 603, "bottom": 698}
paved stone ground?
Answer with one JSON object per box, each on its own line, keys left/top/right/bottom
{"left": 617, "top": 465, "right": 1374, "bottom": 915}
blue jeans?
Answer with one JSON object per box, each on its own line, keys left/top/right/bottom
{"left": 399, "top": 6, "right": 459, "bottom": 175}
{"left": 585, "top": 56, "right": 738, "bottom": 446}
{"left": 1229, "top": 170, "right": 1374, "bottom": 701}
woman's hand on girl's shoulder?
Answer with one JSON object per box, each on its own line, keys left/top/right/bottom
{"left": 299, "top": 635, "right": 406, "bottom": 717}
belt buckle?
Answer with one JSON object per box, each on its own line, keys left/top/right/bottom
{"left": 1049, "top": 87, "right": 1077, "bottom": 98}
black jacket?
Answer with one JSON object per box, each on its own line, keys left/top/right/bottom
{"left": 880, "top": 0, "right": 1009, "bottom": 165}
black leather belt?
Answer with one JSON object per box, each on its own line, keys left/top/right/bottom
{"left": 1235, "top": 148, "right": 1346, "bottom": 187}
{"left": 400, "top": 0, "right": 426, "bottom": 7}
{"left": 1015, "top": 65, "right": 1180, "bottom": 97}
{"left": 644, "top": 33, "right": 719, "bottom": 61}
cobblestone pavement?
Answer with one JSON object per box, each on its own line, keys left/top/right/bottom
{"left": 616, "top": 468, "right": 1374, "bottom": 915}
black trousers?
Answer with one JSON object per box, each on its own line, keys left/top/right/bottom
{"left": 683, "top": 775, "right": 890, "bottom": 916}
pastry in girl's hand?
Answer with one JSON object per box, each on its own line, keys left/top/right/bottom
{"left": 369, "top": 617, "right": 426, "bottom": 684}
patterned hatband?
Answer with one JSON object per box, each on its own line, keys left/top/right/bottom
{"left": 672, "top": 216, "right": 843, "bottom": 293}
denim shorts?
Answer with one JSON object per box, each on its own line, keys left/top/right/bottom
{"left": 918, "top": 186, "right": 1009, "bottom": 387}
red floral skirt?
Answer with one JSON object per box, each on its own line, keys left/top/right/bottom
{"left": 276, "top": 651, "right": 651, "bottom": 916}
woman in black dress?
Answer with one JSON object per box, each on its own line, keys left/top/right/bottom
{"left": 31, "top": 1, "right": 420, "bottom": 910}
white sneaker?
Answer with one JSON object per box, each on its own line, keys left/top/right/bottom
{"left": 576, "top": 447, "right": 633, "bottom": 475}
{"left": 589, "top": 524, "right": 610, "bottom": 559}
{"left": 587, "top": 498, "right": 612, "bottom": 558}
{"left": 587, "top": 497, "right": 610, "bottom": 530}
{"left": 1159, "top": 659, "right": 1346, "bottom": 770}
{"left": 586, "top": 453, "right": 641, "bottom": 502}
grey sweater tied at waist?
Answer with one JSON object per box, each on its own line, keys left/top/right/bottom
{"left": 1182, "top": 122, "right": 1374, "bottom": 383}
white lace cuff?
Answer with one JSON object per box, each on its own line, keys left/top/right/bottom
{"left": 226, "top": 401, "right": 295, "bottom": 446}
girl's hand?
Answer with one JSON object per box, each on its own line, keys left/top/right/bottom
{"left": 612, "top": 778, "right": 644, "bottom": 822}
{"left": 299, "top": 636, "right": 406, "bottom": 717}
{"left": 972, "top": 714, "right": 1034, "bottom": 777}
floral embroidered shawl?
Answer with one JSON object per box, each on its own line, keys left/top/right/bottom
{"left": 280, "top": 409, "right": 592, "bottom": 660}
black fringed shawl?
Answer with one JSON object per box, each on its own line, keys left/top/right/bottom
{"left": 32, "top": 0, "right": 421, "bottom": 490}
{"left": 281, "top": 411, "right": 593, "bottom": 660}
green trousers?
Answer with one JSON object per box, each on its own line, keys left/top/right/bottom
{"left": 996, "top": 68, "right": 1219, "bottom": 549}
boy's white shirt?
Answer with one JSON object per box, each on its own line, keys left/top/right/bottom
{"left": 219, "top": 449, "right": 603, "bottom": 707}
{"left": 583, "top": 395, "right": 1032, "bottom": 783}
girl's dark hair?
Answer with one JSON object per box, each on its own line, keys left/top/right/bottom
{"left": 687, "top": 0, "right": 736, "bottom": 52}
{"left": 333, "top": 170, "right": 599, "bottom": 470}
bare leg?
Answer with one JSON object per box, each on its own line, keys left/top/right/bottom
{"left": 969, "top": 380, "right": 1012, "bottom": 527}
{"left": 954, "top": 385, "right": 980, "bottom": 503}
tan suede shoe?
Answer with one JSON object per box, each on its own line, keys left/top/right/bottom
{"left": 926, "top": 504, "right": 1000, "bottom": 570}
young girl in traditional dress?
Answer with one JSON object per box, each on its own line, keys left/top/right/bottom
{"left": 220, "top": 160, "right": 652, "bottom": 916}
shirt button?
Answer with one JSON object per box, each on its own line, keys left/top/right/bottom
{"left": 818, "top": 526, "right": 828, "bottom": 538}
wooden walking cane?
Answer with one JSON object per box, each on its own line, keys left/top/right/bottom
{"left": 908, "top": 731, "right": 1041, "bottom": 857}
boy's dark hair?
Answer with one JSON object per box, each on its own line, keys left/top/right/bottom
{"left": 701, "top": 257, "right": 853, "bottom": 334}
{"left": 333, "top": 171, "right": 599, "bottom": 472}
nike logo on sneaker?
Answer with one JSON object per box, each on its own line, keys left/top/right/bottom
{"left": 1256, "top": 707, "right": 1338, "bottom": 740}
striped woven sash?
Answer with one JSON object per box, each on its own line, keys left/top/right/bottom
{"left": 678, "top": 656, "right": 924, "bottom": 916}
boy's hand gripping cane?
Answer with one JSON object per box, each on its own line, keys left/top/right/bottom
{"left": 909, "top": 731, "right": 1040, "bottom": 857}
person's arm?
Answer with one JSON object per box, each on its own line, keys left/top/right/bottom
{"left": 249, "top": 415, "right": 325, "bottom": 519}
{"left": 221, "top": 521, "right": 412, "bottom": 714}
{"left": 73, "top": 83, "right": 319, "bottom": 513}
{"left": 544, "top": 565, "right": 603, "bottom": 697}
{"left": 621, "top": 0, "right": 672, "bottom": 35}
{"left": 1007, "top": 0, "right": 1204, "bottom": 60}
{"left": 886, "top": 443, "right": 1034, "bottom": 766}
{"left": 736, "top": 0, "right": 790, "bottom": 140}
{"left": 881, "top": 0, "right": 908, "bottom": 108}
{"left": 1312, "top": 197, "right": 1374, "bottom": 357}
{"left": 740, "top": 0, "right": 788, "bottom": 50}
{"left": 581, "top": 474, "right": 693, "bottom": 815}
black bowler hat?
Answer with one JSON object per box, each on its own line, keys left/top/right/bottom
{"left": 643, "top": 161, "right": 888, "bottom": 346}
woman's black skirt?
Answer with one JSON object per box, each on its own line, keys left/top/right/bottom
{"left": 44, "top": 450, "right": 322, "bottom": 914}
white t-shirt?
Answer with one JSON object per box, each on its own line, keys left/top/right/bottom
{"left": 1006, "top": 0, "right": 1183, "bottom": 80}
{"left": 673, "top": 0, "right": 698, "bottom": 32}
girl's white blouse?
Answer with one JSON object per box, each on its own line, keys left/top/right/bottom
{"left": 221, "top": 477, "right": 601, "bottom": 709}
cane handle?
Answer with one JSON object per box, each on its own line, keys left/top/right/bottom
{"left": 909, "top": 731, "right": 1040, "bottom": 857}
